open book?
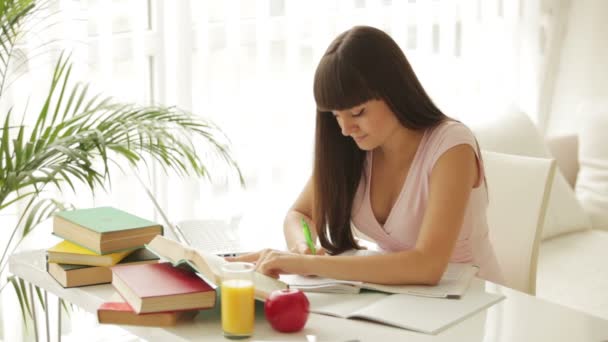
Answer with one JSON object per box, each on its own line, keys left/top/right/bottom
{"left": 145, "top": 235, "right": 287, "bottom": 300}
{"left": 281, "top": 251, "right": 478, "bottom": 298}
{"left": 305, "top": 283, "right": 504, "bottom": 334}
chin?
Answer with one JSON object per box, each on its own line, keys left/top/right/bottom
{"left": 355, "top": 141, "right": 375, "bottom": 151}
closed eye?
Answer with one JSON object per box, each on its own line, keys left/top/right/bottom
{"left": 352, "top": 108, "right": 365, "bottom": 117}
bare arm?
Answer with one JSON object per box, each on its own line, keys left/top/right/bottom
{"left": 245, "top": 144, "right": 479, "bottom": 285}
{"left": 283, "top": 177, "right": 323, "bottom": 254}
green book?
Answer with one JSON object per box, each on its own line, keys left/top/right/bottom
{"left": 53, "top": 207, "right": 163, "bottom": 255}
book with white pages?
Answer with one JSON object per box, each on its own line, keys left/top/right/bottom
{"left": 281, "top": 249, "right": 479, "bottom": 298}
{"left": 305, "top": 281, "right": 504, "bottom": 334}
{"left": 145, "top": 235, "right": 287, "bottom": 300}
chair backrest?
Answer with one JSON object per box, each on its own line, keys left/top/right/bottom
{"left": 483, "top": 150, "right": 556, "bottom": 295}
{"left": 546, "top": 134, "right": 579, "bottom": 188}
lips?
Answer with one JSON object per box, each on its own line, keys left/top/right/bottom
{"left": 353, "top": 135, "right": 367, "bottom": 142}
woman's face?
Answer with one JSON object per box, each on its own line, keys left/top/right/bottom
{"left": 331, "top": 99, "right": 402, "bottom": 151}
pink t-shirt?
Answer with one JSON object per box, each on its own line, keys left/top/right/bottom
{"left": 351, "top": 120, "right": 503, "bottom": 283}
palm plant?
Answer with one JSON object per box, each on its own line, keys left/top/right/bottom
{"left": 0, "top": 0, "right": 243, "bottom": 326}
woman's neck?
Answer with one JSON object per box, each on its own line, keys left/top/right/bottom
{"left": 376, "top": 127, "right": 425, "bottom": 167}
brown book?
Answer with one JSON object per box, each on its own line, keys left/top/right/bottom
{"left": 97, "top": 302, "right": 198, "bottom": 326}
{"left": 47, "top": 249, "right": 159, "bottom": 288}
{"left": 111, "top": 262, "right": 216, "bottom": 313}
{"left": 53, "top": 207, "right": 163, "bottom": 254}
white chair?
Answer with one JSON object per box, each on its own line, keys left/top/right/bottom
{"left": 483, "top": 150, "right": 556, "bottom": 295}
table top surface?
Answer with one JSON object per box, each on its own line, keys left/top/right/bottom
{"left": 8, "top": 223, "right": 608, "bottom": 342}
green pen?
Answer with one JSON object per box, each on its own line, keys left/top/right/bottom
{"left": 300, "top": 217, "right": 317, "bottom": 254}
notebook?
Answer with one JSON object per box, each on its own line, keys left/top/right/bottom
{"left": 281, "top": 263, "right": 478, "bottom": 298}
{"left": 281, "top": 249, "right": 478, "bottom": 298}
{"left": 174, "top": 218, "right": 249, "bottom": 257}
{"left": 305, "top": 281, "right": 505, "bottom": 334}
{"left": 139, "top": 175, "right": 250, "bottom": 256}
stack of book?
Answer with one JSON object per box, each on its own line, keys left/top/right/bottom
{"left": 46, "top": 206, "right": 164, "bottom": 288}
{"left": 47, "top": 242, "right": 159, "bottom": 288}
{"left": 45, "top": 208, "right": 287, "bottom": 327}
{"left": 99, "top": 262, "right": 217, "bottom": 326}
{"left": 44, "top": 206, "right": 207, "bottom": 326}
{"left": 96, "top": 235, "right": 289, "bottom": 327}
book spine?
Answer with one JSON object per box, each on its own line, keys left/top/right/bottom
{"left": 51, "top": 233, "right": 102, "bottom": 254}
{"left": 100, "top": 230, "right": 162, "bottom": 243}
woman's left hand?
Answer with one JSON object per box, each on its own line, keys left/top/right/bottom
{"left": 226, "top": 249, "right": 313, "bottom": 279}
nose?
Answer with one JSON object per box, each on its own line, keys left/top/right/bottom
{"left": 339, "top": 116, "right": 358, "bottom": 136}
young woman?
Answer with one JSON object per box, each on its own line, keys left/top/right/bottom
{"left": 232, "top": 25, "right": 502, "bottom": 285}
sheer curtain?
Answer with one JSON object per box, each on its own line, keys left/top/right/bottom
{"left": 174, "top": 0, "right": 561, "bottom": 232}
{"left": 0, "top": 0, "right": 565, "bottom": 339}
{"left": 1, "top": 0, "right": 564, "bottom": 253}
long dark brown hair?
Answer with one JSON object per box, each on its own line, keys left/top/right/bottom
{"left": 312, "top": 25, "right": 449, "bottom": 255}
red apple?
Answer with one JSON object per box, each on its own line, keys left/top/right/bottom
{"left": 264, "top": 288, "right": 309, "bottom": 332}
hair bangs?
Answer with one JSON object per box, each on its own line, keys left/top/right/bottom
{"left": 313, "top": 53, "right": 377, "bottom": 112}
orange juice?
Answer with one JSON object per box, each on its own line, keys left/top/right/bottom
{"left": 221, "top": 279, "right": 255, "bottom": 337}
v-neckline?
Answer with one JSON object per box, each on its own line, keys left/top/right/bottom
{"left": 367, "top": 130, "right": 427, "bottom": 232}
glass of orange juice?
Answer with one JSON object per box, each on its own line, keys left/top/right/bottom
{"left": 221, "top": 262, "right": 255, "bottom": 339}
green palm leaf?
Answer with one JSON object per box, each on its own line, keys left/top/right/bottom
{"left": 9, "top": 276, "right": 31, "bottom": 327}
{"left": 0, "top": 0, "right": 244, "bottom": 328}
{"left": 0, "top": 52, "right": 244, "bottom": 207}
{"left": 0, "top": 0, "right": 36, "bottom": 96}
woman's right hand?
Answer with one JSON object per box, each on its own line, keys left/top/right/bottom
{"left": 290, "top": 241, "right": 326, "bottom": 255}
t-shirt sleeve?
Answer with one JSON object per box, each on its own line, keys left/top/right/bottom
{"left": 427, "top": 121, "right": 485, "bottom": 187}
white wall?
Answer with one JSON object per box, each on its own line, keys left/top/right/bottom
{"left": 547, "top": 0, "right": 608, "bottom": 135}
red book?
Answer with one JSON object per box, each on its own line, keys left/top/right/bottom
{"left": 97, "top": 302, "right": 198, "bottom": 326}
{"left": 111, "top": 262, "right": 216, "bottom": 313}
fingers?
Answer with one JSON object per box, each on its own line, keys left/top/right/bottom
{"left": 226, "top": 248, "right": 310, "bottom": 278}
{"left": 259, "top": 249, "right": 275, "bottom": 270}
{"left": 226, "top": 248, "right": 279, "bottom": 269}
{"left": 256, "top": 253, "right": 286, "bottom": 277}
{"left": 226, "top": 251, "right": 261, "bottom": 263}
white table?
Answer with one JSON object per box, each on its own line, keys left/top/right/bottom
{"left": 8, "top": 227, "right": 608, "bottom": 341}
